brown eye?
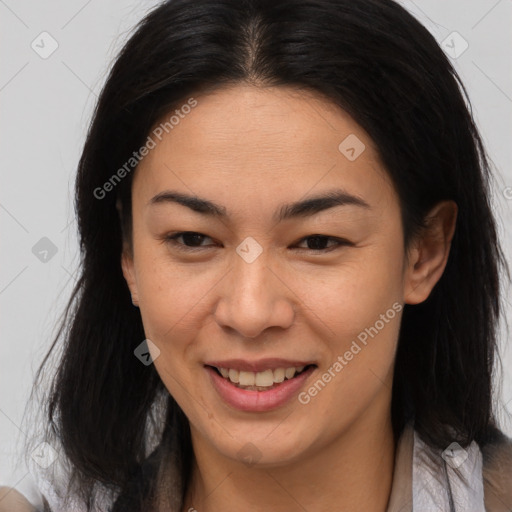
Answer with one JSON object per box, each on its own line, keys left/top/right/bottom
{"left": 165, "top": 231, "right": 217, "bottom": 251}
{"left": 294, "top": 235, "right": 351, "bottom": 252}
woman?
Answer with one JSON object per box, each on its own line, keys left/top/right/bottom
{"left": 1, "top": 0, "right": 511, "bottom": 510}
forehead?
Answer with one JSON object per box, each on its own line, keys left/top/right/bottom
{"left": 133, "top": 84, "right": 396, "bottom": 214}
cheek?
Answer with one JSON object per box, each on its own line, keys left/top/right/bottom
{"left": 305, "top": 243, "right": 404, "bottom": 340}
{"left": 131, "top": 234, "right": 210, "bottom": 329}
{"left": 305, "top": 242, "right": 404, "bottom": 400}
{"left": 133, "top": 251, "right": 226, "bottom": 400}
{"left": 134, "top": 258, "right": 211, "bottom": 404}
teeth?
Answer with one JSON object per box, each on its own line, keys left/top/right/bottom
{"left": 285, "top": 367, "right": 296, "bottom": 379}
{"left": 273, "top": 368, "right": 285, "bottom": 383}
{"left": 238, "top": 371, "right": 255, "bottom": 386}
{"left": 228, "top": 368, "right": 239, "bottom": 383}
{"left": 255, "top": 369, "right": 274, "bottom": 387}
{"left": 216, "top": 366, "right": 308, "bottom": 388}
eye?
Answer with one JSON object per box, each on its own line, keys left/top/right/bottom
{"left": 164, "top": 232, "right": 351, "bottom": 253}
{"left": 293, "top": 234, "right": 351, "bottom": 252}
{"left": 164, "top": 231, "right": 218, "bottom": 251}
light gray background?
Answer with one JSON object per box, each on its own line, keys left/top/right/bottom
{"left": 1, "top": 0, "right": 511, "bottom": 489}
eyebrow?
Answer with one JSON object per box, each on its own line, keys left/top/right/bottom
{"left": 148, "top": 188, "right": 371, "bottom": 222}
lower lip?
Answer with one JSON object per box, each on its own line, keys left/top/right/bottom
{"left": 206, "top": 365, "right": 316, "bottom": 412}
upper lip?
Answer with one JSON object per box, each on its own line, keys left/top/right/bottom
{"left": 204, "top": 358, "right": 316, "bottom": 372}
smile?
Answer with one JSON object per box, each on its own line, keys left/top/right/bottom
{"left": 204, "top": 361, "right": 317, "bottom": 412}
{"left": 214, "top": 365, "right": 310, "bottom": 390}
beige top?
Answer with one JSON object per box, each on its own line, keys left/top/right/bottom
{"left": 387, "top": 423, "right": 512, "bottom": 512}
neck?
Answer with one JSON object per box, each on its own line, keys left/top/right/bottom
{"left": 182, "top": 410, "right": 396, "bottom": 512}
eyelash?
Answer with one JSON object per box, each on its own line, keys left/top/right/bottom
{"left": 164, "top": 231, "right": 351, "bottom": 253}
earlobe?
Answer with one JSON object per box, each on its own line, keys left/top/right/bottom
{"left": 121, "top": 251, "right": 139, "bottom": 307}
{"left": 404, "top": 200, "right": 458, "bottom": 305}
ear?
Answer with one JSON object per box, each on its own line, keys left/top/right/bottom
{"left": 404, "top": 200, "right": 458, "bottom": 305}
{"left": 121, "top": 250, "right": 140, "bottom": 307}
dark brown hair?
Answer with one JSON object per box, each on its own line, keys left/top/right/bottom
{"left": 33, "top": 0, "right": 509, "bottom": 509}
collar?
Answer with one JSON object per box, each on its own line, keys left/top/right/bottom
{"left": 386, "top": 422, "right": 486, "bottom": 511}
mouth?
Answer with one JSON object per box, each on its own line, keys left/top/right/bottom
{"left": 207, "top": 364, "right": 316, "bottom": 391}
{"left": 204, "top": 361, "right": 318, "bottom": 412}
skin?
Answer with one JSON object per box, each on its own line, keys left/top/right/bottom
{"left": 121, "top": 84, "right": 457, "bottom": 512}
{"left": 0, "top": 488, "right": 37, "bottom": 512}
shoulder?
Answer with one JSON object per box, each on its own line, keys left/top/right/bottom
{"left": 481, "top": 428, "right": 512, "bottom": 512}
{"left": 0, "top": 487, "right": 38, "bottom": 512}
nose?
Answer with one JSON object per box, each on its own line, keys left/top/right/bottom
{"left": 213, "top": 249, "right": 296, "bottom": 339}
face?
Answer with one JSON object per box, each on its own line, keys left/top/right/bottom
{"left": 122, "top": 84, "right": 450, "bottom": 467}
